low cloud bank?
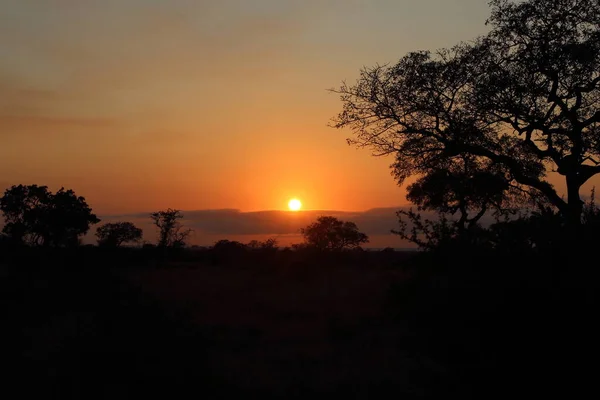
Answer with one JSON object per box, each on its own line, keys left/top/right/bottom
{"left": 93, "top": 207, "right": 417, "bottom": 248}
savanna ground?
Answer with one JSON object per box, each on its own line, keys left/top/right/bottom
{"left": 1, "top": 247, "right": 598, "bottom": 399}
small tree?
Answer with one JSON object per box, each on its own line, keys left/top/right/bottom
{"left": 301, "top": 216, "right": 369, "bottom": 250}
{"left": 150, "top": 208, "right": 192, "bottom": 248}
{"left": 96, "top": 222, "right": 143, "bottom": 247}
{"left": 0, "top": 184, "right": 100, "bottom": 247}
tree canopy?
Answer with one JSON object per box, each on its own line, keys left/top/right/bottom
{"left": 96, "top": 222, "right": 143, "bottom": 247}
{"left": 332, "top": 0, "right": 600, "bottom": 227}
{"left": 0, "top": 184, "right": 100, "bottom": 247}
{"left": 301, "top": 216, "right": 369, "bottom": 250}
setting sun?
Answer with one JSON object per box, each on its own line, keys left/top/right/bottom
{"left": 288, "top": 198, "right": 302, "bottom": 211}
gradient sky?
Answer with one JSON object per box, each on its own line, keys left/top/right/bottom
{"left": 2, "top": 0, "right": 597, "bottom": 217}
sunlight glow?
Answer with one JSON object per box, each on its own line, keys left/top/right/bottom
{"left": 288, "top": 198, "right": 302, "bottom": 211}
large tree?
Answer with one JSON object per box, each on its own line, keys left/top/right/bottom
{"left": 332, "top": 0, "right": 600, "bottom": 228}
{"left": 0, "top": 184, "right": 100, "bottom": 247}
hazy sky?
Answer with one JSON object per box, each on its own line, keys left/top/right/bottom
{"left": 2, "top": 0, "right": 593, "bottom": 216}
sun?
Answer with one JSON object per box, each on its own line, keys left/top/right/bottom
{"left": 288, "top": 198, "right": 302, "bottom": 211}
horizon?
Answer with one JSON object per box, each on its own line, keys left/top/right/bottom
{"left": 2, "top": 0, "right": 599, "bottom": 244}
{"left": 89, "top": 206, "right": 415, "bottom": 248}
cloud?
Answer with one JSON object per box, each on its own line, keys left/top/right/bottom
{"left": 104, "top": 208, "right": 401, "bottom": 235}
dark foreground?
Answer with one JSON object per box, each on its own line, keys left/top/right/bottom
{"left": 1, "top": 247, "right": 598, "bottom": 398}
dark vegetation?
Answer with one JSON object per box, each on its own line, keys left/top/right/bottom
{"left": 96, "top": 222, "right": 143, "bottom": 248}
{"left": 299, "top": 216, "right": 369, "bottom": 250}
{"left": 0, "top": 184, "right": 99, "bottom": 247}
{"left": 2, "top": 0, "right": 600, "bottom": 397}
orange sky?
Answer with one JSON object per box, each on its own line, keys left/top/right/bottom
{"left": 1, "top": 0, "right": 598, "bottom": 215}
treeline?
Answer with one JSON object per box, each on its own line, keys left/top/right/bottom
{"left": 0, "top": 185, "right": 190, "bottom": 249}
{"left": 0, "top": 184, "right": 379, "bottom": 255}
{"left": 2, "top": 183, "right": 600, "bottom": 263}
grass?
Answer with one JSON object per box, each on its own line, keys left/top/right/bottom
{"left": 2, "top": 247, "right": 599, "bottom": 398}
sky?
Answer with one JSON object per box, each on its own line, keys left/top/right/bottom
{"left": 2, "top": 0, "right": 598, "bottom": 247}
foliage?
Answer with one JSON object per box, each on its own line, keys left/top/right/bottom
{"left": 300, "top": 216, "right": 369, "bottom": 250}
{"left": 246, "top": 238, "right": 279, "bottom": 251}
{"left": 150, "top": 209, "right": 192, "bottom": 248}
{"left": 212, "top": 239, "right": 247, "bottom": 252}
{"left": 487, "top": 187, "right": 600, "bottom": 252}
{"left": 0, "top": 184, "right": 99, "bottom": 247}
{"left": 582, "top": 187, "right": 600, "bottom": 226}
{"left": 96, "top": 222, "right": 143, "bottom": 247}
{"left": 398, "top": 187, "right": 600, "bottom": 253}
{"left": 332, "top": 0, "right": 600, "bottom": 226}
{"left": 405, "top": 157, "right": 525, "bottom": 229}
{"left": 392, "top": 209, "right": 460, "bottom": 251}
{"left": 488, "top": 206, "right": 565, "bottom": 253}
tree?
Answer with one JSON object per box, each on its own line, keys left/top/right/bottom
{"left": 96, "top": 222, "right": 143, "bottom": 247}
{"left": 0, "top": 184, "right": 100, "bottom": 247}
{"left": 332, "top": 0, "right": 600, "bottom": 229}
{"left": 150, "top": 208, "right": 192, "bottom": 248}
{"left": 300, "top": 216, "right": 369, "bottom": 250}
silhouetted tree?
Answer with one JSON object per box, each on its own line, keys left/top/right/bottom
{"left": 150, "top": 208, "right": 192, "bottom": 248}
{"left": 0, "top": 184, "right": 99, "bottom": 247}
{"left": 301, "top": 216, "right": 369, "bottom": 250}
{"left": 96, "top": 222, "right": 143, "bottom": 247}
{"left": 332, "top": 0, "right": 600, "bottom": 229}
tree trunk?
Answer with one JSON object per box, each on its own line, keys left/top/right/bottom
{"left": 566, "top": 174, "right": 583, "bottom": 227}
